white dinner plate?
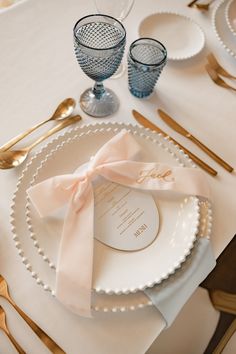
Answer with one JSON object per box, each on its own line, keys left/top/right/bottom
{"left": 213, "top": 0, "right": 236, "bottom": 58}
{"left": 25, "top": 124, "right": 199, "bottom": 294}
{"left": 225, "top": 0, "right": 236, "bottom": 36}
{"left": 138, "top": 12, "right": 205, "bottom": 61}
{"left": 11, "top": 122, "right": 212, "bottom": 312}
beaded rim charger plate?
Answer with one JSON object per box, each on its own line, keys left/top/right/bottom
{"left": 212, "top": 0, "right": 236, "bottom": 59}
{"left": 225, "top": 0, "right": 236, "bottom": 37}
{"left": 10, "top": 122, "right": 212, "bottom": 312}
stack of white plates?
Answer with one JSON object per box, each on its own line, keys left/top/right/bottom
{"left": 11, "top": 123, "right": 212, "bottom": 313}
{"left": 225, "top": 0, "right": 236, "bottom": 36}
{"left": 213, "top": 0, "right": 236, "bottom": 58}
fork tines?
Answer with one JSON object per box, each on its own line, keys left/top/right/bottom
{"left": 207, "top": 53, "right": 236, "bottom": 79}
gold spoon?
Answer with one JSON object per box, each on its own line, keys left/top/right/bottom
{"left": 0, "top": 114, "right": 81, "bottom": 169}
{"left": 0, "top": 275, "right": 65, "bottom": 353}
{"left": 0, "top": 98, "right": 76, "bottom": 152}
{"left": 0, "top": 305, "right": 26, "bottom": 354}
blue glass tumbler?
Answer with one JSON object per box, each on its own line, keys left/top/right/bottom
{"left": 73, "top": 15, "right": 126, "bottom": 117}
{"left": 128, "top": 38, "right": 167, "bottom": 98}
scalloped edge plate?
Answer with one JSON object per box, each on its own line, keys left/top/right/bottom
{"left": 10, "top": 122, "right": 212, "bottom": 312}
{"left": 225, "top": 0, "right": 236, "bottom": 36}
{"left": 213, "top": 0, "right": 236, "bottom": 59}
{"left": 25, "top": 125, "right": 200, "bottom": 294}
{"left": 138, "top": 12, "right": 205, "bottom": 61}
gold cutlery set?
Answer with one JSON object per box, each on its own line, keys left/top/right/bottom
{"left": 132, "top": 109, "right": 233, "bottom": 176}
{"left": 0, "top": 274, "right": 65, "bottom": 353}
{"left": 187, "top": 0, "right": 236, "bottom": 91}
{"left": 206, "top": 53, "right": 236, "bottom": 91}
{"left": 158, "top": 109, "right": 233, "bottom": 172}
{"left": 0, "top": 98, "right": 81, "bottom": 169}
{"left": 0, "top": 96, "right": 233, "bottom": 176}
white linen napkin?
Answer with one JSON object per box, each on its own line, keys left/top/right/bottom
{"left": 144, "top": 237, "right": 216, "bottom": 327}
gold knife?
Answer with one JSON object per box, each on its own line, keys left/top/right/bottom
{"left": 158, "top": 109, "right": 233, "bottom": 173}
{"left": 132, "top": 109, "right": 217, "bottom": 176}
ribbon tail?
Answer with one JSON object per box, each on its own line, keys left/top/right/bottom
{"left": 55, "top": 184, "right": 94, "bottom": 317}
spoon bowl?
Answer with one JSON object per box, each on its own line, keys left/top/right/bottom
{"left": 51, "top": 97, "right": 76, "bottom": 120}
{"left": 0, "top": 149, "right": 28, "bottom": 169}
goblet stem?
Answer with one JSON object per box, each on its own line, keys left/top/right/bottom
{"left": 93, "top": 82, "right": 105, "bottom": 99}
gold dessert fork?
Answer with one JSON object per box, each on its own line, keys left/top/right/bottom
{"left": 0, "top": 306, "right": 26, "bottom": 354}
{"left": 205, "top": 64, "right": 236, "bottom": 91}
{"left": 207, "top": 53, "right": 236, "bottom": 79}
{"left": 0, "top": 275, "right": 65, "bottom": 354}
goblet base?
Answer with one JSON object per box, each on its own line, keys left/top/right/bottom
{"left": 80, "top": 88, "right": 119, "bottom": 117}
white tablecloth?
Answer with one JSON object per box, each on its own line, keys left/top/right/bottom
{"left": 0, "top": 0, "right": 235, "bottom": 353}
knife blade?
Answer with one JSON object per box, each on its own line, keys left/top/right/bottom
{"left": 158, "top": 109, "right": 233, "bottom": 173}
{"left": 132, "top": 109, "right": 217, "bottom": 176}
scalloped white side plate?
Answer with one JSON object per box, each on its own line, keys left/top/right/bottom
{"left": 138, "top": 12, "right": 205, "bottom": 60}
{"left": 225, "top": 0, "right": 236, "bottom": 36}
{"left": 213, "top": 0, "right": 236, "bottom": 59}
{"left": 25, "top": 124, "right": 199, "bottom": 294}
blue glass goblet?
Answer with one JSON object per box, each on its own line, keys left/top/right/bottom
{"left": 73, "top": 14, "right": 126, "bottom": 117}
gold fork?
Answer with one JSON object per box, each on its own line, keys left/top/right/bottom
{"left": 0, "top": 306, "right": 26, "bottom": 354}
{"left": 207, "top": 53, "right": 236, "bottom": 79}
{"left": 205, "top": 64, "right": 236, "bottom": 91}
{"left": 0, "top": 275, "right": 65, "bottom": 354}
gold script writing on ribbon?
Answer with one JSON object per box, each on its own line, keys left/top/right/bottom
{"left": 136, "top": 168, "right": 174, "bottom": 184}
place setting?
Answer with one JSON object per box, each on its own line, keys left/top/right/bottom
{"left": 12, "top": 120, "right": 215, "bottom": 316}
{"left": 0, "top": 0, "right": 236, "bottom": 353}
{"left": 8, "top": 11, "right": 217, "bottom": 325}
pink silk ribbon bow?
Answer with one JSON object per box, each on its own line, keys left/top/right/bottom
{"left": 27, "top": 130, "right": 210, "bottom": 317}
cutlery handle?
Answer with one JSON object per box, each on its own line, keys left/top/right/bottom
{"left": 5, "top": 331, "right": 26, "bottom": 354}
{"left": 27, "top": 115, "right": 81, "bottom": 152}
{"left": 189, "top": 135, "right": 233, "bottom": 172}
{"left": 11, "top": 302, "right": 66, "bottom": 354}
{"left": 0, "top": 118, "right": 51, "bottom": 152}
{"left": 170, "top": 138, "right": 217, "bottom": 176}
{"left": 187, "top": 0, "right": 198, "bottom": 7}
{"left": 132, "top": 109, "right": 217, "bottom": 176}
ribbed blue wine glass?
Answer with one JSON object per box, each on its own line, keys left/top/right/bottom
{"left": 73, "top": 14, "right": 126, "bottom": 117}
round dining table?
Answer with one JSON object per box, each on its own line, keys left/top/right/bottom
{"left": 0, "top": 0, "right": 236, "bottom": 353}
